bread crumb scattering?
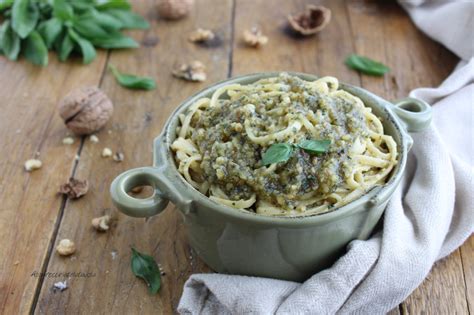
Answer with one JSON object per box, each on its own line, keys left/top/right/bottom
{"left": 102, "top": 147, "right": 113, "bottom": 158}
{"left": 172, "top": 61, "right": 207, "bottom": 82}
{"left": 243, "top": 27, "right": 268, "bottom": 47}
{"left": 287, "top": 5, "right": 331, "bottom": 36}
{"left": 62, "top": 137, "right": 75, "bottom": 145}
{"left": 92, "top": 215, "right": 111, "bottom": 232}
{"left": 24, "top": 159, "right": 42, "bottom": 172}
{"left": 89, "top": 135, "right": 99, "bottom": 143}
{"left": 59, "top": 178, "right": 89, "bottom": 199}
{"left": 189, "top": 28, "right": 215, "bottom": 43}
{"left": 56, "top": 239, "right": 76, "bottom": 256}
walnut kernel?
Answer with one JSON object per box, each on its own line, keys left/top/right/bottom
{"left": 113, "top": 152, "right": 124, "bottom": 162}
{"left": 172, "top": 61, "right": 207, "bottom": 82}
{"left": 56, "top": 239, "right": 76, "bottom": 256}
{"left": 92, "top": 215, "right": 111, "bottom": 232}
{"left": 102, "top": 147, "right": 113, "bottom": 158}
{"left": 243, "top": 27, "right": 268, "bottom": 47}
{"left": 62, "top": 137, "right": 74, "bottom": 145}
{"left": 89, "top": 135, "right": 99, "bottom": 143}
{"left": 189, "top": 28, "right": 215, "bottom": 43}
{"left": 58, "top": 87, "right": 113, "bottom": 136}
{"left": 157, "top": 0, "right": 194, "bottom": 20}
{"left": 288, "top": 5, "right": 331, "bottom": 36}
{"left": 24, "top": 159, "right": 42, "bottom": 172}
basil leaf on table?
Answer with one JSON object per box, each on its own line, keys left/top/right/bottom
{"left": 103, "top": 9, "right": 149, "bottom": 29}
{"left": 262, "top": 143, "right": 294, "bottom": 166}
{"left": 68, "top": 28, "right": 96, "bottom": 64}
{"left": 73, "top": 17, "right": 109, "bottom": 39}
{"left": 53, "top": 0, "right": 74, "bottom": 21}
{"left": 0, "top": 0, "right": 13, "bottom": 11}
{"left": 11, "top": 0, "right": 39, "bottom": 38}
{"left": 37, "top": 18, "right": 63, "bottom": 48}
{"left": 23, "top": 30, "right": 48, "bottom": 66}
{"left": 57, "top": 32, "right": 74, "bottom": 61}
{"left": 0, "top": 21, "right": 20, "bottom": 60}
{"left": 298, "top": 139, "right": 331, "bottom": 155}
{"left": 92, "top": 33, "right": 138, "bottom": 49}
{"left": 109, "top": 64, "right": 156, "bottom": 90}
{"left": 130, "top": 247, "right": 161, "bottom": 294}
{"left": 345, "top": 54, "right": 390, "bottom": 76}
{"left": 96, "top": 0, "right": 131, "bottom": 11}
{"left": 85, "top": 9, "right": 123, "bottom": 31}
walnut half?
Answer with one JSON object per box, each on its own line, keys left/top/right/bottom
{"left": 243, "top": 27, "right": 268, "bottom": 47}
{"left": 172, "top": 61, "right": 207, "bottom": 82}
{"left": 288, "top": 5, "right": 331, "bottom": 36}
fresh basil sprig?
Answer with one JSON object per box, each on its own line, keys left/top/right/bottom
{"left": 0, "top": 0, "right": 148, "bottom": 66}
{"left": 262, "top": 139, "right": 331, "bottom": 166}
{"left": 131, "top": 247, "right": 161, "bottom": 294}
{"left": 345, "top": 54, "right": 390, "bottom": 76}
{"left": 109, "top": 64, "right": 156, "bottom": 90}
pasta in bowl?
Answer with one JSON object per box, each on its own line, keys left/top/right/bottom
{"left": 110, "top": 72, "right": 431, "bottom": 281}
{"left": 171, "top": 73, "right": 397, "bottom": 216}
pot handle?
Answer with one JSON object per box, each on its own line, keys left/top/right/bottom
{"left": 391, "top": 97, "right": 432, "bottom": 132}
{"left": 110, "top": 167, "right": 171, "bottom": 218}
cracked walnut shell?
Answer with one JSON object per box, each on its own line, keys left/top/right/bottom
{"left": 288, "top": 5, "right": 331, "bottom": 36}
{"left": 58, "top": 87, "right": 113, "bottom": 136}
{"left": 59, "top": 178, "right": 89, "bottom": 199}
{"left": 172, "top": 61, "right": 207, "bottom": 82}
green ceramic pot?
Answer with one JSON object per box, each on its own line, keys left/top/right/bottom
{"left": 110, "top": 72, "right": 431, "bottom": 281}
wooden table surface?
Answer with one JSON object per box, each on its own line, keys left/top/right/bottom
{"left": 0, "top": 0, "right": 472, "bottom": 314}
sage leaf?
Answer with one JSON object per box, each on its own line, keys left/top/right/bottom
{"left": 298, "top": 139, "right": 331, "bottom": 155}
{"left": 12, "top": 0, "right": 39, "bottom": 38}
{"left": 23, "top": 30, "right": 48, "bottom": 66}
{"left": 104, "top": 9, "right": 149, "bottom": 29}
{"left": 0, "top": 21, "right": 20, "bottom": 60}
{"left": 262, "top": 143, "right": 294, "bottom": 166}
{"left": 131, "top": 247, "right": 161, "bottom": 294}
{"left": 91, "top": 33, "right": 138, "bottom": 49}
{"left": 345, "top": 54, "right": 390, "bottom": 76}
{"left": 68, "top": 28, "right": 96, "bottom": 64}
{"left": 53, "top": 0, "right": 74, "bottom": 21}
{"left": 57, "top": 32, "right": 73, "bottom": 61}
{"left": 37, "top": 18, "right": 63, "bottom": 48}
{"left": 109, "top": 64, "right": 156, "bottom": 90}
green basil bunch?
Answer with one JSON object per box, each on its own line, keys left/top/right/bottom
{"left": 0, "top": 0, "right": 149, "bottom": 66}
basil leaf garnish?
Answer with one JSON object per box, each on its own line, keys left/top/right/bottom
{"left": 298, "top": 139, "right": 331, "bottom": 155}
{"left": 345, "top": 54, "right": 389, "bottom": 76}
{"left": 37, "top": 18, "right": 63, "bottom": 48}
{"left": 262, "top": 143, "right": 294, "bottom": 166}
{"left": 53, "top": 0, "right": 74, "bottom": 21}
{"left": 0, "top": 20, "right": 20, "bottom": 60}
{"left": 68, "top": 28, "right": 96, "bottom": 64}
{"left": 23, "top": 30, "right": 48, "bottom": 66}
{"left": 57, "top": 32, "right": 74, "bottom": 61}
{"left": 12, "top": 0, "right": 39, "bottom": 38}
{"left": 109, "top": 64, "right": 156, "bottom": 90}
{"left": 131, "top": 247, "right": 161, "bottom": 294}
{"left": 103, "top": 9, "right": 149, "bottom": 29}
{"left": 91, "top": 33, "right": 138, "bottom": 49}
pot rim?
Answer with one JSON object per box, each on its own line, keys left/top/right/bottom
{"left": 151, "top": 72, "right": 411, "bottom": 226}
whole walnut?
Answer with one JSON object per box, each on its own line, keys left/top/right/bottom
{"left": 157, "top": 0, "right": 194, "bottom": 20}
{"left": 58, "top": 87, "right": 113, "bottom": 136}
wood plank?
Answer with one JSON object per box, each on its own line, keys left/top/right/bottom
{"left": 0, "top": 53, "right": 107, "bottom": 313}
{"left": 460, "top": 236, "right": 474, "bottom": 314}
{"left": 401, "top": 249, "right": 469, "bottom": 314}
{"left": 34, "top": 0, "right": 232, "bottom": 314}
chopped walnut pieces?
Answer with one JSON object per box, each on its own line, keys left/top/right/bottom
{"left": 172, "top": 61, "right": 207, "bottom": 82}
{"left": 189, "top": 28, "right": 215, "bottom": 43}
{"left": 287, "top": 5, "right": 331, "bottom": 36}
{"left": 24, "top": 159, "right": 42, "bottom": 172}
{"left": 102, "top": 147, "right": 113, "bottom": 158}
{"left": 59, "top": 178, "right": 89, "bottom": 199}
{"left": 56, "top": 239, "right": 76, "bottom": 256}
{"left": 89, "top": 135, "right": 99, "bottom": 143}
{"left": 242, "top": 27, "right": 268, "bottom": 47}
{"left": 92, "top": 215, "right": 111, "bottom": 232}
{"left": 62, "top": 136, "right": 74, "bottom": 145}
{"left": 113, "top": 152, "right": 124, "bottom": 162}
